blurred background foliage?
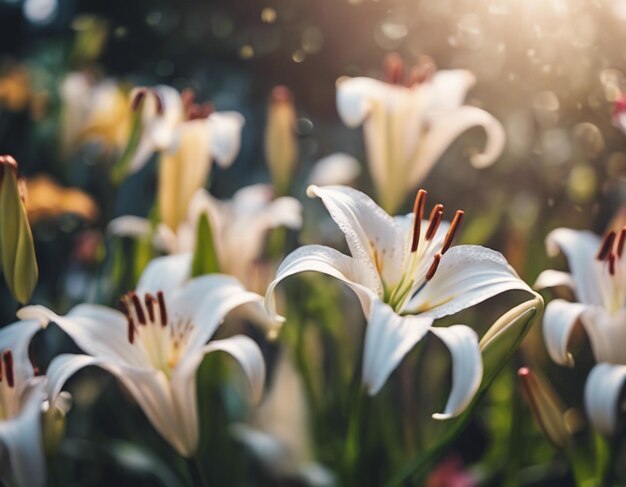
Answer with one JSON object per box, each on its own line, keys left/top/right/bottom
{"left": 1, "top": 0, "right": 626, "bottom": 485}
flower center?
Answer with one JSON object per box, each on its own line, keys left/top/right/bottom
{"left": 596, "top": 228, "right": 626, "bottom": 314}
{"left": 119, "top": 291, "right": 194, "bottom": 376}
{"left": 386, "top": 190, "right": 464, "bottom": 312}
{"left": 383, "top": 53, "right": 437, "bottom": 87}
{"left": 0, "top": 350, "right": 18, "bottom": 420}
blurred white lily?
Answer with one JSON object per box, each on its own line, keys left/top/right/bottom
{"left": 336, "top": 54, "right": 505, "bottom": 213}
{"left": 0, "top": 318, "right": 55, "bottom": 487}
{"left": 266, "top": 185, "right": 532, "bottom": 418}
{"left": 19, "top": 253, "right": 266, "bottom": 457}
{"left": 158, "top": 185, "right": 302, "bottom": 285}
{"left": 535, "top": 227, "right": 626, "bottom": 435}
{"left": 233, "top": 353, "right": 334, "bottom": 486}
{"left": 308, "top": 153, "right": 361, "bottom": 187}
{"left": 126, "top": 86, "right": 244, "bottom": 231}
{"left": 110, "top": 184, "right": 302, "bottom": 337}
{"left": 60, "top": 72, "right": 130, "bottom": 155}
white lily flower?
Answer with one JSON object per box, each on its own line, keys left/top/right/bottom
{"left": 0, "top": 319, "right": 50, "bottom": 487}
{"left": 266, "top": 185, "right": 532, "bottom": 418}
{"left": 232, "top": 353, "right": 334, "bottom": 486}
{"left": 535, "top": 227, "right": 626, "bottom": 435}
{"left": 110, "top": 185, "right": 302, "bottom": 337}
{"left": 18, "top": 253, "right": 266, "bottom": 457}
{"left": 336, "top": 55, "right": 505, "bottom": 213}
{"left": 126, "top": 86, "right": 244, "bottom": 231}
{"left": 60, "top": 72, "right": 130, "bottom": 155}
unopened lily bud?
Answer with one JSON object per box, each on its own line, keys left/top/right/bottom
{"left": 518, "top": 367, "right": 571, "bottom": 449}
{"left": 0, "top": 155, "right": 38, "bottom": 304}
{"left": 265, "top": 86, "right": 297, "bottom": 196}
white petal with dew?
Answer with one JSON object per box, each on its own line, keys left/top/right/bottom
{"left": 306, "top": 185, "right": 403, "bottom": 290}
{"left": 585, "top": 363, "right": 626, "bottom": 436}
{"left": 363, "top": 300, "right": 432, "bottom": 395}
{"left": 542, "top": 299, "right": 587, "bottom": 367}
{"left": 264, "top": 244, "right": 377, "bottom": 321}
{"left": 409, "top": 245, "right": 533, "bottom": 318}
{"left": 431, "top": 325, "right": 483, "bottom": 419}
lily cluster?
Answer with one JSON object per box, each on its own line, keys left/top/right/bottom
{"left": 2, "top": 49, "right": 624, "bottom": 487}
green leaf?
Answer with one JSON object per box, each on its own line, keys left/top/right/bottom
{"left": 191, "top": 213, "right": 220, "bottom": 277}
{"left": 0, "top": 168, "right": 38, "bottom": 304}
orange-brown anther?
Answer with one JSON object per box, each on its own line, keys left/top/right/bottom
{"left": 127, "top": 316, "right": 135, "bottom": 344}
{"left": 618, "top": 227, "right": 626, "bottom": 258}
{"left": 131, "top": 88, "right": 148, "bottom": 111}
{"left": 609, "top": 253, "right": 617, "bottom": 276}
{"left": 3, "top": 351, "right": 14, "bottom": 388}
{"left": 411, "top": 190, "right": 428, "bottom": 252}
{"left": 441, "top": 210, "right": 464, "bottom": 254}
{"left": 157, "top": 291, "right": 168, "bottom": 327}
{"left": 129, "top": 292, "right": 146, "bottom": 325}
{"left": 425, "top": 204, "right": 444, "bottom": 240}
{"left": 408, "top": 58, "right": 436, "bottom": 86}
{"left": 597, "top": 231, "right": 616, "bottom": 261}
{"left": 384, "top": 53, "right": 405, "bottom": 85}
{"left": 425, "top": 252, "right": 442, "bottom": 281}
{"left": 145, "top": 294, "right": 157, "bottom": 323}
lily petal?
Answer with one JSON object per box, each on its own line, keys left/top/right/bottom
{"left": 545, "top": 228, "right": 602, "bottom": 306}
{"left": 18, "top": 305, "right": 148, "bottom": 367}
{"left": 410, "top": 106, "right": 505, "bottom": 186}
{"left": 46, "top": 354, "right": 192, "bottom": 456}
{"left": 408, "top": 245, "right": 532, "bottom": 318}
{"left": 584, "top": 363, "right": 626, "bottom": 436}
{"left": 363, "top": 300, "right": 432, "bottom": 395}
{"left": 171, "top": 335, "right": 266, "bottom": 453}
{"left": 336, "top": 77, "right": 385, "bottom": 127}
{"left": 208, "top": 112, "right": 245, "bottom": 167}
{"left": 0, "top": 380, "right": 46, "bottom": 487}
{"left": 430, "top": 325, "right": 482, "bottom": 419}
{"left": 0, "top": 320, "right": 42, "bottom": 382}
{"left": 427, "top": 70, "right": 476, "bottom": 113}
{"left": 265, "top": 244, "right": 378, "bottom": 321}
{"left": 307, "top": 185, "right": 403, "bottom": 289}
{"left": 542, "top": 299, "right": 587, "bottom": 367}
{"left": 168, "top": 274, "right": 265, "bottom": 355}
{"left": 580, "top": 308, "right": 626, "bottom": 364}
{"left": 136, "top": 253, "right": 192, "bottom": 295}
{"left": 534, "top": 269, "right": 575, "bottom": 291}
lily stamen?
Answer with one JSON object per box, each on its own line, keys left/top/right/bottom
{"left": 618, "top": 227, "right": 626, "bottom": 258}
{"left": 425, "top": 204, "right": 444, "bottom": 240}
{"left": 597, "top": 231, "right": 616, "bottom": 261}
{"left": 3, "top": 351, "right": 14, "bottom": 388}
{"left": 441, "top": 210, "right": 465, "bottom": 254}
{"left": 425, "top": 252, "right": 442, "bottom": 281}
{"left": 411, "top": 189, "right": 427, "bottom": 252}
{"left": 144, "top": 294, "right": 157, "bottom": 323}
{"left": 129, "top": 292, "right": 146, "bottom": 325}
{"left": 131, "top": 88, "right": 147, "bottom": 111}
{"left": 157, "top": 291, "right": 168, "bottom": 327}
{"left": 384, "top": 53, "right": 404, "bottom": 85}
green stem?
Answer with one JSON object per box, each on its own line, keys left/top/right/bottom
{"left": 185, "top": 455, "right": 209, "bottom": 487}
{"left": 343, "top": 385, "right": 369, "bottom": 486}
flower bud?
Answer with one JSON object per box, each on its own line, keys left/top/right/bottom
{"left": 265, "top": 86, "right": 297, "bottom": 196}
{"left": 518, "top": 367, "right": 571, "bottom": 448}
{"left": 0, "top": 155, "right": 38, "bottom": 304}
{"left": 42, "top": 400, "right": 67, "bottom": 456}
